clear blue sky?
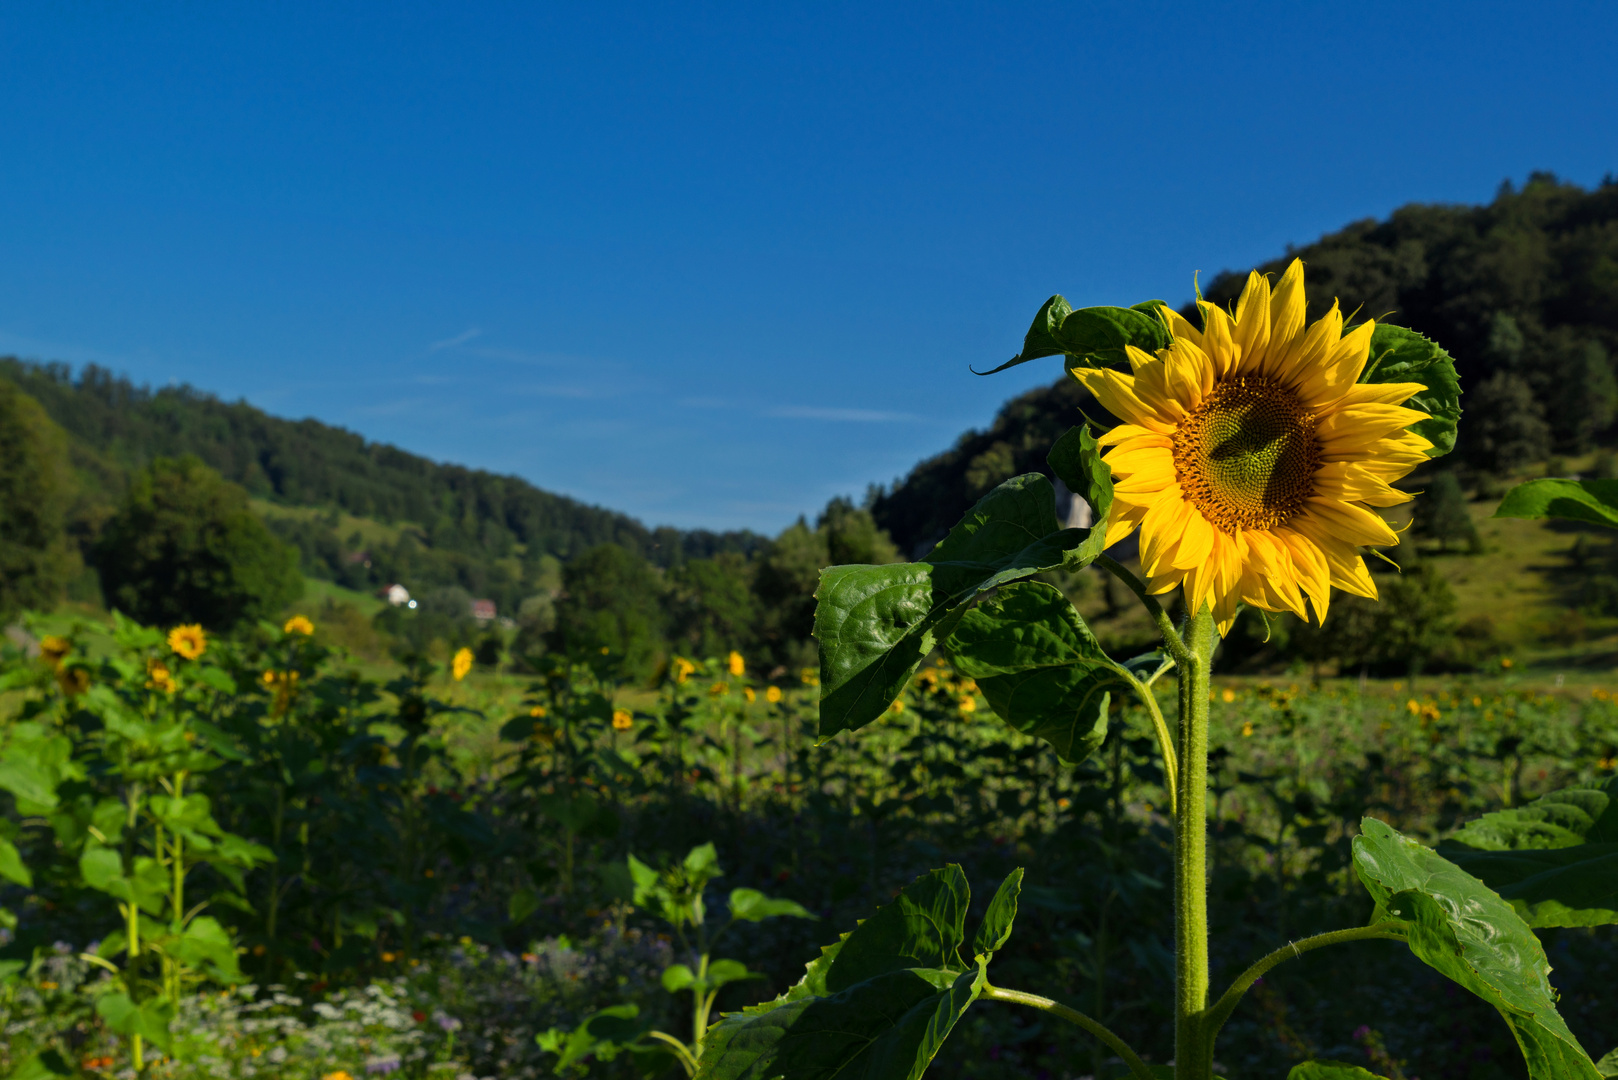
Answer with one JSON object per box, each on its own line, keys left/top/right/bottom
{"left": 2, "top": 2, "right": 1615, "bottom": 533}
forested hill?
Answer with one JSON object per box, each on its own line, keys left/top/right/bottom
{"left": 873, "top": 173, "right": 1618, "bottom": 557}
{"left": 0, "top": 358, "right": 763, "bottom": 567}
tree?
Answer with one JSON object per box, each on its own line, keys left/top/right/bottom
{"left": 669, "top": 553, "right": 760, "bottom": 658}
{"left": 1461, "top": 372, "right": 1552, "bottom": 475}
{"left": 549, "top": 543, "right": 667, "bottom": 677}
{"left": 94, "top": 456, "right": 302, "bottom": 630}
{"left": 1413, "top": 472, "right": 1480, "bottom": 552}
{"left": 0, "top": 378, "right": 78, "bottom": 615}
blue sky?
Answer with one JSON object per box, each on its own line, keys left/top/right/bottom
{"left": 2, "top": 2, "right": 1615, "bottom": 533}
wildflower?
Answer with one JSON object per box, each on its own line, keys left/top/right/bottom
{"left": 146, "top": 658, "right": 177, "bottom": 694}
{"left": 672, "top": 656, "right": 696, "bottom": 684}
{"left": 1073, "top": 260, "right": 1430, "bottom": 632}
{"left": 381, "top": 951, "right": 396, "bottom": 962}
{"left": 744, "top": 686, "right": 756, "bottom": 704}
{"left": 1407, "top": 699, "right": 1421, "bottom": 715}
{"left": 888, "top": 699, "right": 904, "bottom": 715}
{"left": 1056, "top": 797, "right": 1071, "bottom": 810}
{"left": 1473, "top": 696, "right": 1484, "bottom": 706}
{"left": 530, "top": 704, "right": 547, "bottom": 718}
{"left": 612, "top": 709, "right": 633, "bottom": 731}
{"left": 168, "top": 624, "right": 207, "bottom": 659}
{"left": 600, "top": 646, "right": 610, "bottom": 655}
{"left": 452, "top": 647, "right": 473, "bottom": 681}
{"left": 1600, "top": 756, "right": 1615, "bottom": 771}
{"left": 284, "top": 614, "right": 315, "bottom": 636}
{"left": 958, "top": 696, "right": 976, "bottom": 714}
{"left": 728, "top": 651, "right": 745, "bottom": 677}
{"left": 1501, "top": 657, "right": 1514, "bottom": 669}
{"left": 766, "top": 685, "right": 783, "bottom": 704}
{"left": 39, "top": 635, "right": 70, "bottom": 668}
{"left": 365, "top": 1055, "right": 402, "bottom": 1075}
{"left": 709, "top": 681, "right": 729, "bottom": 697}
{"left": 1241, "top": 722, "right": 1255, "bottom": 737}
{"left": 800, "top": 667, "right": 819, "bottom": 686}
{"left": 1221, "top": 687, "right": 1236, "bottom": 703}
{"left": 39, "top": 980, "right": 58, "bottom": 990}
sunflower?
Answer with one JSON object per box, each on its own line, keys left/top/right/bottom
{"left": 283, "top": 615, "right": 315, "bottom": 636}
{"left": 1073, "top": 259, "right": 1431, "bottom": 634}
{"left": 452, "top": 646, "right": 473, "bottom": 681}
{"left": 168, "top": 624, "right": 208, "bottom": 659}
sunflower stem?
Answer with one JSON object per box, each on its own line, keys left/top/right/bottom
{"left": 1174, "top": 605, "right": 1216, "bottom": 1080}
{"left": 1096, "top": 555, "right": 1192, "bottom": 669}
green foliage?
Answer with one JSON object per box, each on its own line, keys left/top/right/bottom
{"left": 988, "top": 297, "right": 1169, "bottom": 375}
{"left": 1497, "top": 478, "right": 1618, "bottom": 528}
{"left": 696, "top": 865, "right": 1022, "bottom": 1080}
{"left": 1439, "top": 777, "right": 1618, "bottom": 928}
{"left": 1354, "top": 817, "right": 1603, "bottom": 1080}
{"left": 0, "top": 379, "right": 78, "bottom": 616}
{"left": 1411, "top": 472, "right": 1479, "bottom": 551}
{"left": 1287, "top": 1064, "right": 1391, "bottom": 1080}
{"left": 551, "top": 543, "right": 670, "bottom": 677}
{"left": 946, "top": 582, "right": 1119, "bottom": 764}
{"left": 815, "top": 473, "right": 1091, "bottom": 739}
{"left": 94, "top": 456, "right": 302, "bottom": 630}
{"left": 1363, "top": 324, "right": 1463, "bottom": 460}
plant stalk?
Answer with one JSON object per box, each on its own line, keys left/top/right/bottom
{"left": 1174, "top": 605, "right": 1216, "bottom": 1080}
{"left": 979, "top": 983, "right": 1153, "bottom": 1080}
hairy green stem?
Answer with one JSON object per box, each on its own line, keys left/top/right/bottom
{"left": 1201, "top": 923, "right": 1406, "bottom": 1044}
{"left": 1097, "top": 556, "right": 1193, "bottom": 668}
{"left": 979, "top": 983, "right": 1153, "bottom": 1080}
{"left": 1175, "top": 606, "right": 1216, "bottom": 1080}
{"left": 645, "top": 1030, "right": 699, "bottom": 1075}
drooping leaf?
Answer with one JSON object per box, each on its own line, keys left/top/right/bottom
{"left": 972, "top": 868, "right": 1022, "bottom": 959}
{"left": 697, "top": 864, "right": 1019, "bottom": 1080}
{"left": 1438, "top": 778, "right": 1618, "bottom": 928}
{"left": 1047, "top": 424, "right": 1114, "bottom": 567}
{"left": 537, "top": 1004, "right": 648, "bottom": 1073}
{"left": 509, "top": 887, "right": 541, "bottom": 924}
{"left": 7, "top": 1050, "right": 74, "bottom": 1080}
{"left": 1353, "top": 818, "right": 1602, "bottom": 1080}
{"left": 728, "top": 888, "right": 816, "bottom": 922}
{"left": 1362, "top": 324, "right": 1461, "bottom": 459}
{"left": 1287, "top": 1063, "right": 1392, "bottom": 1080}
{"left": 816, "top": 474, "right": 1087, "bottom": 739}
{"left": 1495, "top": 479, "right": 1618, "bottom": 530}
{"left": 980, "top": 298, "right": 1167, "bottom": 375}
{"left": 661, "top": 963, "right": 696, "bottom": 993}
{"left": 1596, "top": 1047, "right": 1618, "bottom": 1078}
{"left": 166, "top": 916, "right": 243, "bottom": 983}
{"left": 945, "top": 582, "right": 1121, "bottom": 763}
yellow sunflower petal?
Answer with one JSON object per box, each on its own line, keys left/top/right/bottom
{"left": 1231, "top": 271, "right": 1271, "bottom": 375}
{"left": 1196, "top": 301, "right": 1239, "bottom": 379}
{"left": 1072, "top": 367, "right": 1174, "bottom": 433}
{"left": 1265, "top": 259, "right": 1308, "bottom": 368}
{"left": 1316, "top": 404, "right": 1430, "bottom": 449}
{"left": 1293, "top": 319, "right": 1375, "bottom": 406}
{"left": 1159, "top": 304, "right": 1205, "bottom": 352}
{"left": 1104, "top": 444, "right": 1174, "bottom": 478}
{"left": 1316, "top": 381, "right": 1429, "bottom": 413}
{"left": 1097, "top": 423, "right": 1165, "bottom": 448}
{"left": 1295, "top": 500, "right": 1398, "bottom": 551}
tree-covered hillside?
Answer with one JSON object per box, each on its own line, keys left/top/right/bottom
{"left": 0, "top": 359, "right": 764, "bottom": 568}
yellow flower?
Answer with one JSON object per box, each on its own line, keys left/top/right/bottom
{"left": 1407, "top": 699, "right": 1420, "bottom": 715}
{"left": 283, "top": 615, "right": 315, "bottom": 636}
{"left": 168, "top": 624, "right": 207, "bottom": 660}
{"left": 262, "top": 670, "right": 277, "bottom": 686}
{"left": 1241, "top": 721, "right": 1255, "bottom": 737}
{"left": 1072, "top": 260, "right": 1431, "bottom": 633}
{"left": 958, "top": 696, "right": 976, "bottom": 714}
{"left": 709, "top": 681, "right": 729, "bottom": 697}
{"left": 743, "top": 686, "right": 756, "bottom": 704}
{"left": 57, "top": 667, "right": 89, "bottom": 697}
{"left": 800, "top": 667, "right": 819, "bottom": 686}
{"left": 612, "top": 709, "right": 633, "bottom": 731}
{"left": 380, "top": 952, "right": 396, "bottom": 962}
{"left": 765, "top": 685, "right": 783, "bottom": 704}
{"left": 39, "top": 635, "right": 70, "bottom": 669}
{"left": 452, "top": 647, "right": 473, "bottom": 681}
{"left": 888, "top": 699, "right": 904, "bottom": 715}
{"left": 146, "top": 659, "right": 177, "bottom": 695}
{"left": 530, "top": 704, "right": 548, "bottom": 718}
{"left": 322, "top": 1072, "right": 355, "bottom": 1080}
{"left": 1501, "top": 657, "right": 1514, "bottom": 669}
{"left": 672, "top": 657, "right": 696, "bottom": 684}
{"left": 728, "top": 651, "right": 745, "bottom": 677}
{"left": 1221, "top": 687, "right": 1236, "bottom": 703}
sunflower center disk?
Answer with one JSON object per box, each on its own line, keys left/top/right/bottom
{"left": 1172, "top": 378, "right": 1320, "bottom": 533}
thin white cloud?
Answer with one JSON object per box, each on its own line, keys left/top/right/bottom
{"left": 427, "top": 328, "right": 482, "bottom": 352}
{"left": 765, "top": 405, "right": 919, "bottom": 423}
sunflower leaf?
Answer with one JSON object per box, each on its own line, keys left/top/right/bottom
{"left": 945, "top": 582, "right": 1119, "bottom": 764}
{"left": 1353, "top": 817, "right": 1603, "bottom": 1080}
{"left": 977, "top": 295, "right": 1076, "bottom": 375}
{"left": 980, "top": 299, "right": 1168, "bottom": 376}
{"left": 1362, "top": 324, "right": 1461, "bottom": 459}
{"left": 1047, "top": 424, "right": 1114, "bottom": 567}
{"left": 1494, "top": 479, "right": 1618, "bottom": 529}
{"left": 1287, "top": 1063, "right": 1393, "bottom": 1080}
{"left": 696, "top": 865, "right": 1013, "bottom": 1080}
{"left": 816, "top": 474, "right": 1087, "bottom": 739}
{"left": 1437, "top": 777, "right": 1618, "bottom": 928}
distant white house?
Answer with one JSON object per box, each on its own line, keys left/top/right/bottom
{"left": 471, "top": 599, "right": 497, "bottom": 622}
{"left": 381, "top": 583, "right": 411, "bottom": 607}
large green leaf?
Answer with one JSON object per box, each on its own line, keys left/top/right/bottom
{"left": 1438, "top": 778, "right": 1618, "bottom": 928}
{"left": 164, "top": 916, "right": 243, "bottom": 983}
{"left": 0, "top": 838, "right": 31, "bottom": 888}
{"left": 80, "top": 845, "right": 168, "bottom": 915}
{"left": 1362, "top": 324, "right": 1461, "bottom": 459}
{"left": 728, "top": 888, "right": 816, "bottom": 923}
{"left": 981, "top": 299, "right": 1169, "bottom": 376}
{"left": 1596, "top": 1048, "right": 1618, "bottom": 1078}
{"left": 696, "top": 866, "right": 1020, "bottom": 1080}
{"left": 96, "top": 992, "right": 175, "bottom": 1053}
{"left": 816, "top": 474, "right": 1088, "bottom": 738}
{"left": 1047, "top": 424, "right": 1114, "bottom": 566}
{"left": 1495, "top": 479, "right": 1618, "bottom": 529}
{"left": 1288, "top": 1063, "right": 1391, "bottom": 1080}
{"left": 1353, "top": 818, "right": 1601, "bottom": 1080}
{"left": 945, "top": 582, "right": 1120, "bottom": 764}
